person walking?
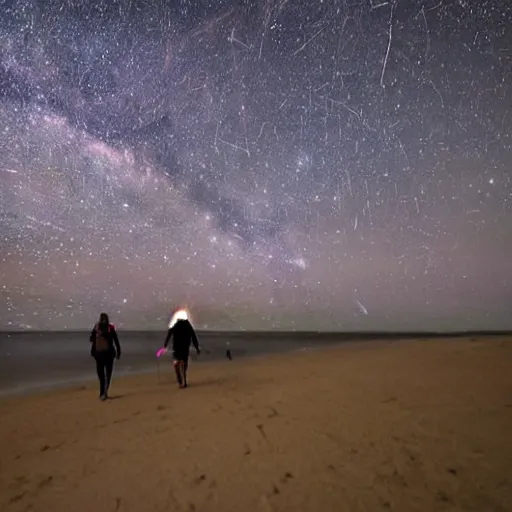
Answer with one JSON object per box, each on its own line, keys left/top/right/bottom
{"left": 164, "top": 318, "right": 200, "bottom": 388}
{"left": 89, "top": 313, "right": 121, "bottom": 400}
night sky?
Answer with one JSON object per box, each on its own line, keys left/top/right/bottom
{"left": 1, "top": 0, "right": 511, "bottom": 331}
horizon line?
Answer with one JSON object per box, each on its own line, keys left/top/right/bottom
{"left": 1, "top": 329, "right": 511, "bottom": 336}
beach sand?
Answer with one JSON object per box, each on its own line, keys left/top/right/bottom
{"left": 1, "top": 337, "right": 511, "bottom": 512}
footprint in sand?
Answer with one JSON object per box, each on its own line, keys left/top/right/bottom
{"left": 38, "top": 475, "right": 53, "bottom": 489}
{"left": 10, "top": 475, "right": 54, "bottom": 504}
{"left": 40, "top": 443, "right": 64, "bottom": 452}
{"left": 192, "top": 474, "right": 206, "bottom": 486}
{"left": 280, "top": 472, "right": 293, "bottom": 484}
{"left": 267, "top": 407, "right": 279, "bottom": 418}
{"left": 9, "top": 491, "right": 27, "bottom": 504}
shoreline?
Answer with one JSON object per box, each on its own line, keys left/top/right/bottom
{"left": 0, "top": 335, "right": 508, "bottom": 399}
{"left": 0, "top": 339, "right": 381, "bottom": 400}
{"left": 0, "top": 332, "right": 394, "bottom": 398}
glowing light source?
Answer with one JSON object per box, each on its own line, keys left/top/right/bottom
{"left": 168, "top": 308, "right": 189, "bottom": 328}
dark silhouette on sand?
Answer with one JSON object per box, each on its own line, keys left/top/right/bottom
{"left": 90, "top": 313, "right": 121, "bottom": 400}
{"left": 164, "top": 319, "right": 200, "bottom": 388}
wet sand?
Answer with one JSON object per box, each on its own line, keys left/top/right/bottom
{"left": 1, "top": 336, "right": 511, "bottom": 511}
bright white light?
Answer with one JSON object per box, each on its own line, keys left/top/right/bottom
{"left": 168, "top": 308, "right": 189, "bottom": 328}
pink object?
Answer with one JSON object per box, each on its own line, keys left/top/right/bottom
{"left": 156, "top": 347, "right": 168, "bottom": 359}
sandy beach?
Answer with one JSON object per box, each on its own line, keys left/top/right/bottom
{"left": 1, "top": 337, "right": 511, "bottom": 512}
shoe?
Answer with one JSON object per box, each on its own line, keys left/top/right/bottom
{"left": 99, "top": 394, "right": 107, "bottom": 401}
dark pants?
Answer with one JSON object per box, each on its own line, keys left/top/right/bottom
{"left": 95, "top": 353, "right": 114, "bottom": 396}
{"left": 173, "top": 351, "right": 189, "bottom": 387}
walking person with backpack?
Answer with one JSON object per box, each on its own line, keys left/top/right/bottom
{"left": 89, "top": 313, "right": 121, "bottom": 401}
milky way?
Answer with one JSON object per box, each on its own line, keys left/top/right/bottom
{"left": 1, "top": 0, "right": 511, "bottom": 331}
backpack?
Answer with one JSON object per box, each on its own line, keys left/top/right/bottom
{"left": 95, "top": 324, "right": 113, "bottom": 353}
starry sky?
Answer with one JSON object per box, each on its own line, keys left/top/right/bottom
{"left": 0, "top": 0, "right": 511, "bottom": 331}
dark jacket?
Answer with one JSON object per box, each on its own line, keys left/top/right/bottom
{"left": 164, "top": 319, "right": 199, "bottom": 357}
{"left": 90, "top": 323, "right": 121, "bottom": 358}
